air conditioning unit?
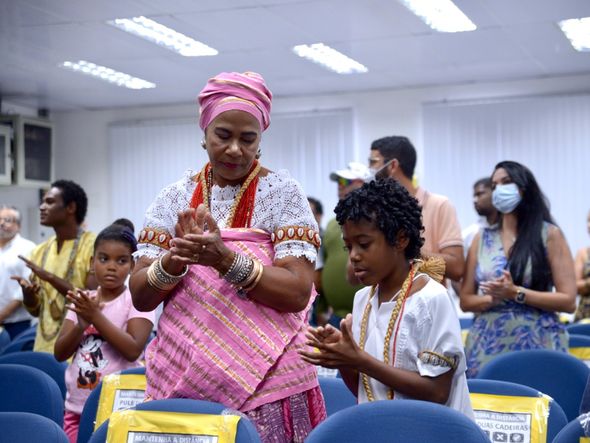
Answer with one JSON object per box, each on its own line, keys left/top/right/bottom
{"left": 0, "top": 114, "right": 55, "bottom": 187}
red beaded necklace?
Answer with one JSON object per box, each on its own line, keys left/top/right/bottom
{"left": 190, "top": 161, "right": 260, "bottom": 228}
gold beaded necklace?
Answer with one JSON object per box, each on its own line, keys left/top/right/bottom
{"left": 358, "top": 262, "right": 416, "bottom": 401}
{"left": 199, "top": 161, "right": 261, "bottom": 227}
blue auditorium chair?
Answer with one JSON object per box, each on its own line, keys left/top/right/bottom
{"left": 0, "top": 334, "right": 35, "bottom": 355}
{"left": 77, "top": 367, "right": 147, "bottom": 443}
{"left": 0, "top": 411, "right": 69, "bottom": 443}
{"left": 0, "top": 328, "right": 9, "bottom": 353}
{"left": 318, "top": 376, "right": 357, "bottom": 416}
{"left": 88, "top": 398, "right": 261, "bottom": 443}
{"left": 0, "top": 350, "right": 68, "bottom": 399}
{"left": 305, "top": 399, "right": 489, "bottom": 442}
{"left": 0, "top": 364, "right": 64, "bottom": 426}
{"left": 468, "top": 378, "right": 567, "bottom": 441}
{"left": 567, "top": 323, "right": 590, "bottom": 337}
{"left": 552, "top": 412, "right": 590, "bottom": 443}
{"left": 477, "top": 349, "right": 589, "bottom": 422}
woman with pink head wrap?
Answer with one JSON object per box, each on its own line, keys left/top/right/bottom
{"left": 131, "top": 72, "right": 326, "bottom": 441}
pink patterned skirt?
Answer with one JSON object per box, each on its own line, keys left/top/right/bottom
{"left": 244, "top": 386, "right": 326, "bottom": 443}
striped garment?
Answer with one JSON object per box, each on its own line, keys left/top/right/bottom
{"left": 144, "top": 228, "right": 319, "bottom": 412}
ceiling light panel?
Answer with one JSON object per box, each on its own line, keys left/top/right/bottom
{"left": 559, "top": 17, "right": 590, "bottom": 52}
{"left": 60, "top": 61, "right": 156, "bottom": 90}
{"left": 293, "top": 43, "right": 368, "bottom": 74}
{"left": 107, "top": 16, "right": 218, "bottom": 57}
{"left": 399, "top": 0, "right": 476, "bottom": 33}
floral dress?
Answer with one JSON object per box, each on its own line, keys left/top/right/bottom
{"left": 574, "top": 247, "right": 590, "bottom": 322}
{"left": 464, "top": 223, "right": 568, "bottom": 378}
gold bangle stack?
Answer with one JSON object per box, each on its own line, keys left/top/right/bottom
{"left": 241, "top": 260, "right": 264, "bottom": 292}
{"left": 233, "top": 258, "right": 264, "bottom": 300}
{"left": 146, "top": 256, "right": 188, "bottom": 293}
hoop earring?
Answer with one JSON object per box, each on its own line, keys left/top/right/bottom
{"left": 201, "top": 139, "right": 206, "bottom": 150}
{"left": 255, "top": 148, "right": 261, "bottom": 159}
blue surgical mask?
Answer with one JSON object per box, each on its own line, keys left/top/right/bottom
{"left": 492, "top": 183, "right": 522, "bottom": 214}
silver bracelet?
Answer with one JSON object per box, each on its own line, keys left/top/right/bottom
{"left": 222, "top": 253, "right": 254, "bottom": 285}
{"left": 154, "top": 256, "right": 188, "bottom": 284}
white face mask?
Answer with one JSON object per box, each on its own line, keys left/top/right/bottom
{"left": 368, "top": 159, "right": 394, "bottom": 182}
{"left": 492, "top": 183, "right": 522, "bottom": 214}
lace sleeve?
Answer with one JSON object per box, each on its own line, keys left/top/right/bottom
{"left": 272, "top": 176, "right": 319, "bottom": 263}
{"left": 134, "top": 171, "right": 194, "bottom": 260}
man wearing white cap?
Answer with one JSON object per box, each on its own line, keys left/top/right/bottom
{"left": 318, "top": 162, "right": 371, "bottom": 327}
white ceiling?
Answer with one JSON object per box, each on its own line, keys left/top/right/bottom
{"left": 1, "top": 0, "right": 590, "bottom": 111}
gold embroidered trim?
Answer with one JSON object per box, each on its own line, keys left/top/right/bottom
{"left": 271, "top": 226, "right": 321, "bottom": 249}
{"left": 138, "top": 228, "right": 173, "bottom": 250}
{"left": 418, "top": 351, "right": 458, "bottom": 370}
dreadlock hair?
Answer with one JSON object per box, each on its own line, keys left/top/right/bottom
{"left": 494, "top": 160, "right": 555, "bottom": 290}
{"left": 335, "top": 178, "right": 424, "bottom": 260}
{"left": 94, "top": 224, "right": 138, "bottom": 254}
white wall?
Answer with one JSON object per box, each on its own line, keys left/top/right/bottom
{"left": 37, "top": 73, "right": 590, "bottom": 252}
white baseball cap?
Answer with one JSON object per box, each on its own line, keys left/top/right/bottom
{"left": 329, "top": 162, "right": 372, "bottom": 181}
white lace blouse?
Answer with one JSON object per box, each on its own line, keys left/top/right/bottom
{"left": 135, "top": 169, "right": 319, "bottom": 262}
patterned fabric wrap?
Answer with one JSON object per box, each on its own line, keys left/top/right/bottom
{"left": 575, "top": 248, "right": 590, "bottom": 321}
{"left": 144, "top": 228, "right": 318, "bottom": 412}
{"left": 244, "top": 386, "right": 326, "bottom": 443}
{"left": 464, "top": 223, "right": 568, "bottom": 378}
{"left": 198, "top": 72, "right": 273, "bottom": 131}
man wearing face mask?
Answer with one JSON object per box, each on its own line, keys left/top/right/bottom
{"left": 460, "top": 161, "right": 575, "bottom": 378}
{"left": 369, "top": 136, "right": 465, "bottom": 281}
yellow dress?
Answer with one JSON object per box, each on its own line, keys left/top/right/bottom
{"left": 28, "top": 231, "right": 96, "bottom": 353}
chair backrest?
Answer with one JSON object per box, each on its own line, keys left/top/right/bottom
{"left": 468, "top": 378, "right": 568, "bottom": 442}
{"left": 567, "top": 323, "right": 590, "bottom": 337}
{"left": 0, "top": 364, "right": 64, "bottom": 426}
{"left": 77, "top": 381, "right": 103, "bottom": 443}
{"left": 0, "top": 351, "right": 68, "bottom": 399}
{"left": 88, "top": 398, "right": 261, "bottom": 443}
{"left": 477, "top": 349, "right": 590, "bottom": 422}
{"left": 0, "top": 411, "right": 69, "bottom": 443}
{"left": 569, "top": 334, "right": 590, "bottom": 366}
{"left": 318, "top": 377, "right": 357, "bottom": 416}
{"left": 11, "top": 325, "right": 37, "bottom": 342}
{"left": 78, "top": 368, "right": 147, "bottom": 443}
{"left": 306, "top": 399, "right": 489, "bottom": 442}
{"left": 552, "top": 412, "right": 589, "bottom": 443}
{"left": 0, "top": 328, "right": 10, "bottom": 353}
{"left": 0, "top": 335, "right": 35, "bottom": 355}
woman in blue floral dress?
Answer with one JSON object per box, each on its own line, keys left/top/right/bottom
{"left": 460, "top": 161, "right": 576, "bottom": 378}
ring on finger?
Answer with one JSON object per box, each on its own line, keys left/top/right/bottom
{"left": 192, "top": 253, "right": 200, "bottom": 261}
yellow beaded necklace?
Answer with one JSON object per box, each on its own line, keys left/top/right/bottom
{"left": 358, "top": 262, "right": 416, "bottom": 401}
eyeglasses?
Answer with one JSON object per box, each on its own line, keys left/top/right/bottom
{"left": 336, "top": 177, "right": 353, "bottom": 187}
{"left": 0, "top": 217, "right": 17, "bottom": 224}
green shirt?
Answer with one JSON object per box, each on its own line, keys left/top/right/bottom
{"left": 320, "top": 218, "right": 363, "bottom": 318}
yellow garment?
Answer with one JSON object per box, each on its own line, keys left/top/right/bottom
{"left": 28, "top": 231, "right": 95, "bottom": 353}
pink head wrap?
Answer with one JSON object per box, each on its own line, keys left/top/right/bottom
{"left": 198, "top": 72, "right": 273, "bottom": 131}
